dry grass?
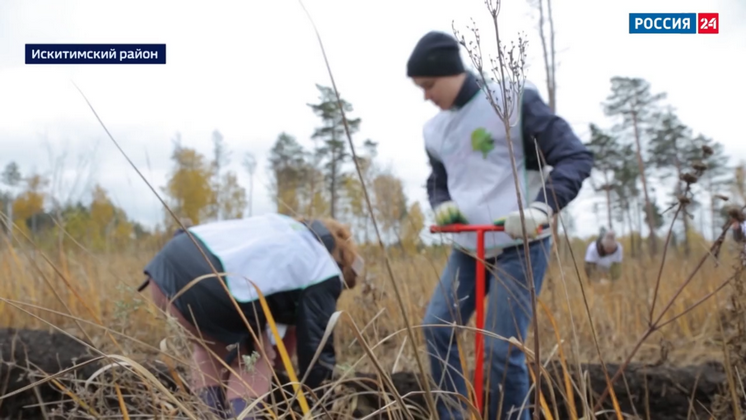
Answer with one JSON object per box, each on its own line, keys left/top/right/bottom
{"left": 0, "top": 238, "right": 735, "bottom": 365}
{"left": 0, "top": 229, "right": 741, "bottom": 418}
{"left": 345, "top": 242, "right": 734, "bottom": 369}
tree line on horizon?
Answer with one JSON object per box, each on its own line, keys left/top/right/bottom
{"left": 586, "top": 76, "right": 738, "bottom": 258}
{"left": 0, "top": 77, "right": 743, "bottom": 256}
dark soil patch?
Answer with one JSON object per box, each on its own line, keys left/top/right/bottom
{"left": 0, "top": 327, "right": 97, "bottom": 418}
{"left": 0, "top": 328, "right": 183, "bottom": 419}
{"left": 342, "top": 361, "right": 731, "bottom": 420}
{"left": 0, "top": 328, "right": 738, "bottom": 419}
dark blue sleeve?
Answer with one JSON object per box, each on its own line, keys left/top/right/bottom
{"left": 425, "top": 149, "right": 452, "bottom": 210}
{"left": 522, "top": 88, "right": 594, "bottom": 213}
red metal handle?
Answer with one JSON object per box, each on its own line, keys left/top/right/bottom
{"left": 430, "top": 223, "right": 549, "bottom": 234}
{"left": 429, "top": 224, "right": 505, "bottom": 234}
{"left": 428, "top": 221, "right": 548, "bottom": 413}
{"left": 428, "top": 223, "right": 501, "bottom": 414}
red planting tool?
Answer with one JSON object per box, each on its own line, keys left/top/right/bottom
{"left": 428, "top": 222, "right": 548, "bottom": 414}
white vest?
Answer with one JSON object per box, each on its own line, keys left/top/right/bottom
{"left": 584, "top": 242, "right": 623, "bottom": 268}
{"left": 189, "top": 213, "right": 342, "bottom": 303}
{"left": 424, "top": 81, "right": 551, "bottom": 256}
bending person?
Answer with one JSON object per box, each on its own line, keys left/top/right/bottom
{"left": 138, "top": 213, "right": 363, "bottom": 419}
{"left": 584, "top": 229, "right": 623, "bottom": 282}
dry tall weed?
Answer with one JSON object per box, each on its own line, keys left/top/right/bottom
{"left": 0, "top": 226, "right": 740, "bottom": 418}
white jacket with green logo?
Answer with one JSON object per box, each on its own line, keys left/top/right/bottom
{"left": 424, "top": 77, "right": 593, "bottom": 256}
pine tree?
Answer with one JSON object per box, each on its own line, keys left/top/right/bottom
{"left": 586, "top": 123, "right": 623, "bottom": 230}
{"left": 307, "top": 84, "right": 361, "bottom": 218}
{"left": 613, "top": 143, "right": 644, "bottom": 256}
{"left": 647, "top": 108, "right": 700, "bottom": 255}
{"left": 267, "top": 132, "right": 308, "bottom": 215}
{"left": 603, "top": 76, "right": 667, "bottom": 255}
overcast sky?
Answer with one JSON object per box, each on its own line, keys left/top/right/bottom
{"left": 0, "top": 0, "right": 744, "bottom": 240}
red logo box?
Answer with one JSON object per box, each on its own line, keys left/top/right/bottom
{"left": 698, "top": 13, "right": 719, "bottom": 34}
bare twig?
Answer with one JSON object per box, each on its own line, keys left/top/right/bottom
{"left": 72, "top": 83, "right": 308, "bottom": 416}
{"left": 295, "top": 1, "right": 436, "bottom": 417}
{"left": 592, "top": 203, "right": 743, "bottom": 411}
{"left": 452, "top": 1, "right": 544, "bottom": 416}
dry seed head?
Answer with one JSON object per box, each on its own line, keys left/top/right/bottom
{"left": 679, "top": 172, "right": 698, "bottom": 184}
{"left": 677, "top": 195, "right": 691, "bottom": 206}
{"left": 702, "top": 145, "right": 714, "bottom": 157}
{"left": 692, "top": 161, "right": 708, "bottom": 172}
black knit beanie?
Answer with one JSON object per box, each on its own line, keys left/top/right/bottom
{"left": 407, "top": 31, "right": 465, "bottom": 78}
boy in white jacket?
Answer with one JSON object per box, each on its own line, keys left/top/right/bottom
{"left": 408, "top": 31, "right": 593, "bottom": 420}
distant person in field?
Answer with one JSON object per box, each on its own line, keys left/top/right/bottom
{"left": 407, "top": 31, "right": 593, "bottom": 420}
{"left": 138, "top": 213, "right": 364, "bottom": 419}
{"left": 584, "top": 228, "right": 623, "bottom": 282}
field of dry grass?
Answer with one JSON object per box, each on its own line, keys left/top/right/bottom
{"left": 0, "top": 228, "right": 743, "bottom": 419}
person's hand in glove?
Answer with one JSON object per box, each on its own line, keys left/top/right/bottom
{"left": 494, "top": 202, "right": 553, "bottom": 239}
{"left": 434, "top": 201, "right": 468, "bottom": 226}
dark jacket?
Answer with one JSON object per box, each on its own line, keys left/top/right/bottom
{"left": 425, "top": 72, "right": 594, "bottom": 214}
{"left": 143, "top": 227, "right": 340, "bottom": 389}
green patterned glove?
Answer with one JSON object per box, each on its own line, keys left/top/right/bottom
{"left": 434, "top": 201, "right": 468, "bottom": 226}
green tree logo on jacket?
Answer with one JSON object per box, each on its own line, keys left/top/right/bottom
{"left": 471, "top": 127, "right": 495, "bottom": 158}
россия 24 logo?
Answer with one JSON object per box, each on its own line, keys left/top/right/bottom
{"left": 628, "top": 13, "right": 718, "bottom": 34}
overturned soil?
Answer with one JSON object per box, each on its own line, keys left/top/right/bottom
{"left": 0, "top": 328, "right": 738, "bottom": 419}
{"left": 343, "top": 363, "right": 730, "bottom": 419}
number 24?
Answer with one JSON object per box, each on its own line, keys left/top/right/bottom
{"left": 700, "top": 17, "right": 717, "bottom": 29}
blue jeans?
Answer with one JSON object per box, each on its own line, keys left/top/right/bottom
{"left": 422, "top": 237, "right": 551, "bottom": 420}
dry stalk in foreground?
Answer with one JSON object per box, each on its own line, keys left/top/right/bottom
{"left": 711, "top": 206, "right": 746, "bottom": 419}
{"left": 451, "top": 3, "right": 545, "bottom": 417}
{"left": 73, "top": 83, "right": 319, "bottom": 416}
{"left": 453, "top": 7, "right": 736, "bottom": 418}
{"left": 295, "top": 0, "right": 437, "bottom": 417}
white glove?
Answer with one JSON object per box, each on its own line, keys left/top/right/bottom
{"left": 495, "top": 202, "right": 552, "bottom": 239}
{"left": 434, "top": 201, "right": 468, "bottom": 226}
